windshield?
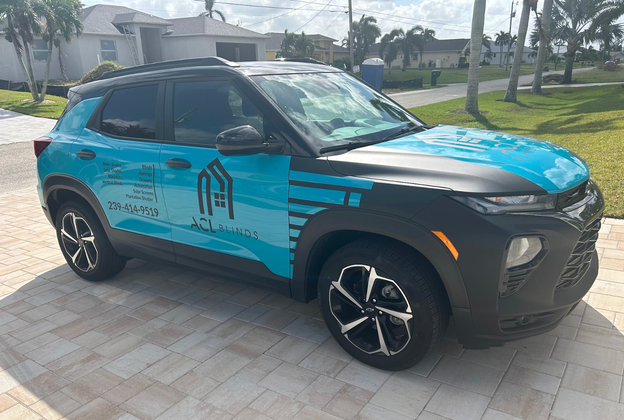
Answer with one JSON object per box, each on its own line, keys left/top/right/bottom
{"left": 250, "top": 72, "right": 423, "bottom": 151}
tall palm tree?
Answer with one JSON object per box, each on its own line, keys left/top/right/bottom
{"left": 494, "top": 31, "right": 511, "bottom": 67}
{"left": 343, "top": 15, "right": 381, "bottom": 67}
{"left": 295, "top": 32, "right": 315, "bottom": 57}
{"left": 554, "top": 0, "right": 609, "bottom": 84}
{"left": 40, "top": 0, "right": 83, "bottom": 101}
{"left": 505, "top": 34, "right": 518, "bottom": 71}
{"left": 379, "top": 31, "right": 399, "bottom": 73}
{"left": 0, "top": 0, "right": 45, "bottom": 101}
{"left": 413, "top": 26, "right": 436, "bottom": 68}
{"left": 465, "top": 0, "right": 487, "bottom": 113}
{"left": 200, "top": 0, "right": 225, "bottom": 22}
{"left": 594, "top": 22, "right": 624, "bottom": 61}
{"left": 504, "top": 0, "right": 532, "bottom": 102}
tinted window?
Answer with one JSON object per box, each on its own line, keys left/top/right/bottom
{"left": 173, "top": 80, "right": 263, "bottom": 146}
{"left": 101, "top": 85, "right": 158, "bottom": 139}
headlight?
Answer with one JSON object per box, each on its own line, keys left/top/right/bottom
{"left": 506, "top": 237, "right": 543, "bottom": 269}
{"left": 451, "top": 194, "right": 556, "bottom": 215}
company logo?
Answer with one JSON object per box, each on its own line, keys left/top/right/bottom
{"left": 198, "top": 158, "right": 234, "bottom": 220}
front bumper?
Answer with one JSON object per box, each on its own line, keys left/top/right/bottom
{"left": 416, "top": 182, "right": 604, "bottom": 349}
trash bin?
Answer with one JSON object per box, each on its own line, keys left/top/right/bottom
{"left": 543, "top": 66, "right": 550, "bottom": 72}
{"left": 361, "top": 58, "right": 384, "bottom": 91}
{"left": 431, "top": 70, "right": 442, "bottom": 86}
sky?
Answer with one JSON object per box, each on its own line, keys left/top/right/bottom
{"left": 82, "top": 0, "right": 542, "bottom": 43}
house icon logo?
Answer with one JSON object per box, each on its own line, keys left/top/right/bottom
{"left": 197, "top": 158, "right": 234, "bottom": 220}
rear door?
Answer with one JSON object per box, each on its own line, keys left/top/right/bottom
{"left": 158, "top": 77, "right": 292, "bottom": 283}
{"left": 71, "top": 82, "right": 174, "bottom": 261}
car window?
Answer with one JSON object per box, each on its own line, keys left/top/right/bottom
{"left": 172, "top": 80, "right": 264, "bottom": 146}
{"left": 100, "top": 84, "right": 158, "bottom": 140}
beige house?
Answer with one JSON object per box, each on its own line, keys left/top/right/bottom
{"left": 367, "top": 38, "right": 471, "bottom": 69}
{"left": 265, "top": 32, "right": 346, "bottom": 63}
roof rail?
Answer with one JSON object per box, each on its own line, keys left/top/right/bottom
{"left": 273, "top": 58, "right": 327, "bottom": 66}
{"left": 98, "top": 57, "right": 239, "bottom": 81}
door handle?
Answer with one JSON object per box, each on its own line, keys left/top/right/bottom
{"left": 76, "top": 149, "right": 96, "bottom": 160}
{"left": 166, "top": 158, "right": 192, "bottom": 169}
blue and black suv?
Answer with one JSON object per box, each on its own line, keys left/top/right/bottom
{"left": 36, "top": 57, "right": 604, "bottom": 370}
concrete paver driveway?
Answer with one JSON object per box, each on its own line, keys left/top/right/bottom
{"left": 0, "top": 190, "right": 623, "bottom": 420}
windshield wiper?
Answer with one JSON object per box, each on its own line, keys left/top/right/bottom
{"left": 382, "top": 124, "right": 425, "bottom": 141}
{"left": 319, "top": 124, "right": 426, "bottom": 155}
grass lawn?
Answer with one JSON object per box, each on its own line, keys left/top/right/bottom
{"left": 409, "top": 85, "right": 624, "bottom": 218}
{"left": 569, "top": 68, "right": 624, "bottom": 84}
{"left": 0, "top": 90, "right": 67, "bottom": 119}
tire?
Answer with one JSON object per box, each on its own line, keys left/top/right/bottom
{"left": 318, "top": 239, "right": 450, "bottom": 371}
{"left": 55, "top": 201, "right": 126, "bottom": 282}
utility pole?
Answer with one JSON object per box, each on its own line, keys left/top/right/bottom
{"left": 348, "top": 0, "right": 354, "bottom": 72}
{"left": 506, "top": 0, "right": 517, "bottom": 71}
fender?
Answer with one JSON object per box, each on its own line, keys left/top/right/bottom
{"left": 291, "top": 208, "right": 470, "bottom": 309}
{"left": 42, "top": 174, "right": 175, "bottom": 262}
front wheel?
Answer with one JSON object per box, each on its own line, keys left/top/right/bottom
{"left": 318, "top": 239, "right": 450, "bottom": 370}
{"left": 56, "top": 201, "right": 126, "bottom": 281}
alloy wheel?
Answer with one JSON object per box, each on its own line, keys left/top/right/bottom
{"left": 60, "top": 212, "right": 98, "bottom": 272}
{"left": 329, "top": 265, "right": 413, "bottom": 356}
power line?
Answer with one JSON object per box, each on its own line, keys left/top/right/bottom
{"left": 323, "top": 9, "right": 345, "bottom": 33}
{"left": 242, "top": 0, "right": 320, "bottom": 27}
{"left": 295, "top": 0, "right": 333, "bottom": 32}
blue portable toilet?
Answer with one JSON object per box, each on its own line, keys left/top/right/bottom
{"left": 361, "top": 58, "right": 384, "bottom": 91}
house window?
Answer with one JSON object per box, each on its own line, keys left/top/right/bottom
{"left": 33, "top": 39, "right": 48, "bottom": 61}
{"left": 100, "top": 40, "right": 117, "bottom": 61}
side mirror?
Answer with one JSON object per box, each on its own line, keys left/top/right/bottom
{"left": 216, "top": 125, "right": 283, "bottom": 156}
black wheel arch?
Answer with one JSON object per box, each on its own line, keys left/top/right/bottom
{"left": 291, "top": 209, "right": 470, "bottom": 310}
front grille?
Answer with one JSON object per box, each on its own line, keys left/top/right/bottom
{"left": 555, "top": 217, "right": 601, "bottom": 292}
{"left": 556, "top": 180, "right": 589, "bottom": 211}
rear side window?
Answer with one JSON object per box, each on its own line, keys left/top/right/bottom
{"left": 100, "top": 84, "right": 158, "bottom": 140}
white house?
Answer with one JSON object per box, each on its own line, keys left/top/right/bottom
{"left": 481, "top": 43, "right": 537, "bottom": 66}
{"left": 0, "top": 4, "right": 268, "bottom": 82}
{"left": 367, "top": 38, "right": 471, "bottom": 69}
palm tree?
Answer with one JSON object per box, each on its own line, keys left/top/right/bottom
{"left": 465, "top": 0, "right": 487, "bottom": 114}
{"left": 504, "top": 0, "right": 532, "bottom": 102}
{"left": 40, "top": 0, "right": 82, "bottom": 101}
{"left": 495, "top": 31, "right": 511, "bottom": 67}
{"left": 277, "top": 30, "right": 315, "bottom": 58}
{"left": 200, "top": 0, "right": 225, "bottom": 22}
{"left": 553, "top": 0, "right": 610, "bottom": 84}
{"left": 1, "top": 0, "right": 45, "bottom": 102}
{"left": 343, "top": 15, "right": 381, "bottom": 67}
{"left": 594, "top": 22, "right": 624, "bottom": 61}
{"left": 379, "top": 31, "right": 399, "bottom": 73}
{"left": 505, "top": 34, "right": 518, "bottom": 71}
{"left": 414, "top": 26, "right": 436, "bottom": 68}
{"left": 481, "top": 34, "right": 493, "bottom": 64}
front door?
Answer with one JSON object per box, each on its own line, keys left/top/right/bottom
{"left": 159, "top": 78, "right": 292, "bottom": 284}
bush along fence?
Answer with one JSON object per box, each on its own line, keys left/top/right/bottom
{"left": 0, "top": 80, "right": 71, "bottom": 98}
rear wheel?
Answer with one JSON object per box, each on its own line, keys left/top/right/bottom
{"left": 56, "top": 201, "right": 126, "bottom": 281}
{"left": 318, "top": 239, "right": 449, "bottom": 370}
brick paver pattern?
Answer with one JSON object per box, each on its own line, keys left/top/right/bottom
{"left": 0, "top": 188, "right": 623, "bottom": 420}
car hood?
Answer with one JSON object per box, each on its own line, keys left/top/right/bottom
{"left": 326, "top": 125, "right": 589, "bottom": 194}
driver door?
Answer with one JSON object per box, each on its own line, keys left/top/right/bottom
{"left": 159, "top": 77, "right": 292, "bottom": 283}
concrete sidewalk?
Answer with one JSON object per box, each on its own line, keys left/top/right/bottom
{"left": 0, "top": 108, "right": 56, "bottom": 146}
{"left": 0, "top": 188, "right": 623, "bottom": 420}
{"left": 388, "top": 67, "right": 609, "bottom": 109}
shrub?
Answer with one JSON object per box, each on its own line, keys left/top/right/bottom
{"left": 79, "top": 61, "right": 125, "bottom": 85}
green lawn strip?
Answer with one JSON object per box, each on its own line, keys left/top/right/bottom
{"left": 570, "top": 68, "right": 624, "bottom": 84}
{"left": 409, "top": 85, "right": 624, "bottom": 218}
{"left": 0, "top": 90, "right": 67, "bottom": 119}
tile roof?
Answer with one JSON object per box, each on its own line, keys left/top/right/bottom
{"left": 265, "top": 32, "right": 338, "bottom": 50}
